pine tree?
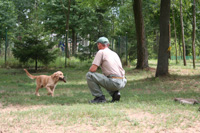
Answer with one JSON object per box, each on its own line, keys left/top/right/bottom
{"left": 12, "top": 24, "right": 58, "bottom": 70}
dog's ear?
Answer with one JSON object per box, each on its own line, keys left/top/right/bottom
{"left": 52, "top": 73, "right": 59, "bottom": 80}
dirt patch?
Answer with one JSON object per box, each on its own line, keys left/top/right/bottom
{"left": 0, "top": 106, "right": 200, "bottom": 133}
{"left": 121, "top": 109, "right": 200, "bottom": 133}
{"left": 125, "top": 110, "right": 154, "bottom": 120}
{"left": 0, "top": 105, "right": 50, "bottom": 113}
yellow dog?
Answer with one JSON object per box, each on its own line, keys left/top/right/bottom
{"left": 24, "top": 69, "right": 66, "bottom": 96}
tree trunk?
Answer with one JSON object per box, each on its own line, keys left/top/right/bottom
{"left": 66, "top": 0, "right": 71, "bottom": 58}
{"left": 133, "top": 0, "right": 149, "bottom": 69}
{"left": 178, "top": 33, "right": 182, "bottom": 58}
{"left": 72, "top": 28, "right": 77, "bottom": 55}
{"left": 60, "top": 0, "right": 71, "bottom": 60}
{"left": 172, "top": 0, "right": 178, "bottom": 64}
{"left": 180, "top": 0, "right": 186, "bottom": 66}
{"left": 0, "top": 43, "right": 1, "bottom": 55}
{"left": 35, "top": 58, "right": 38, "bottom": 71}
{"left": 169, "top": 22, "right": 171, "bottom": 59}
{"left": 155, "top": 0, "right": 171, "bottom": 77}
{"left": 192, "top": 0, "right": 196, "bottom": 69}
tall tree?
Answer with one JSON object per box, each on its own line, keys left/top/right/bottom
{"left": 192, "top": 0, "right": 196, "bottom": 69}
{"left": 156, "top": 0, "right": 171, "bottom": 77}
{"left": 172, "top": 0, "right": 178, "bottom": 64}
{"left": 60, "top": 0, "right": 71, "bottom": 64}
{"left": 180, "top": 0, "right": 186, "bottom": 66}
{"left": 12, "top": 0, "right": 58, "bottom": 70}
{"left": 133, "top": 0, "right": 149, "bottom": 69}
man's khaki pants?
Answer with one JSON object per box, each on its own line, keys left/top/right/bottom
{"left": 86, "top": 72, "right": 127, "bottom": 97}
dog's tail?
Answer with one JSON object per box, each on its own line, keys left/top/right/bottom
{"left": 24, "top": 69, "right": 37, "bottom": 79}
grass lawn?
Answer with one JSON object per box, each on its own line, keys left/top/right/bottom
{"left": 0, "top": 60, "right": 200, "bottom": 132}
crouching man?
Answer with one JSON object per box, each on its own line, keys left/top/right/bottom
{"left": 86, "top": 37, "right": 127, "bottom": 103}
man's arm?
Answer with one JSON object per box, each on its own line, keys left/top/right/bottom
{"left": 89, "top": 64, "right": 98, "bottom": 72}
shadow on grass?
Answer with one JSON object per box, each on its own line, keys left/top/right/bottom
{"left": 0, "top": 92, "right": 92, "bottom": 106}
{"left": 1, "top": 68, "right": 200, "bottom": 107}
{"left": 123, "top": 74, "right": 200, "bottom": 103}
{"left": 0, "top": 82, "right": 92, "bottom": 106}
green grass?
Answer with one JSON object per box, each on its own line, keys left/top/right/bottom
{"left": 0, "top": 60, "right": 200, "bottom": 132}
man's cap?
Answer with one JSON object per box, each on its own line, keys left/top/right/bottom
{"left": 96, "top": 37, "right": 110, "bottom": 45}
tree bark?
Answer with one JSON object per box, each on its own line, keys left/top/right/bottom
{"left": 60, "top": 0, "right": 71, "bottom": 58}
{"left": 172, "top": 0, "right": 178, "bottom": 64}
{"left": 178, "top": 33, "right": 182, "bottom": 58}
{"left": 180, "top": 0, "right": 186, "bottom": 66}
{"left": 155, "top": 0, "right": 171, "bottom": 77}
{"left": 133, "top": 0, "right": 149, "bottom": 69}
{"left": 192, "top": 0, "right": 196, "bottom": 69}
{"left": 72, "top": 28, "right": 77, "bottom": 55}
{"left": 66, "top": 0, "right": 71, "bottom": 58}
{"left": 35, "top": 57, "right": 38, "bottom": 71}
{"left": 169, "top": 22, "right": 171, "bottom": 59}
{"left": 0, "top": 42, "right": 1, "bottom": 55}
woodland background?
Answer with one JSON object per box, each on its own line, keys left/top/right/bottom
{"left": 0, "top": 0, "right": 199, "bottom": 75}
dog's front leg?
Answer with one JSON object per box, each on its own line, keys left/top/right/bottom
{"left": 46, "top": 86, "right": 53, "bottom": 96}
{"left": 50, "top": 86, "right": 56, "bottom": 97}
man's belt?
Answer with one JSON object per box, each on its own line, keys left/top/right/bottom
{"left": 110, "top": 76, "right": 124, "bottom": 79}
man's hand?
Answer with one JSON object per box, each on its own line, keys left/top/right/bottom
{"left": 89, "top": 64, "right": 98, "bottom": 72}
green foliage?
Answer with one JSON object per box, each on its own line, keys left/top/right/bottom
{"left": 115, "top": 0, "right": 137, "bottom": 60}
{"left": 0, "top": 0, "right": 17, "bottom": 44}
{"left": 1, "top": 0, "right": 200, "bottom": 68}
{"left": 75, "top": 40, "right": 97, "bottom": 61}
{"left": 12, "top": 24, "right": 58, "bottom": 69}
{"left": 43, "top": 0, "right": 114, "bottom": 42}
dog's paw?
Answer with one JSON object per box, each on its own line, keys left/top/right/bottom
{"left": 35, "top": 93, "right": 40, "bottom": 96}
{"left": 47, "top": 92, "right": 54, "bottom": 97}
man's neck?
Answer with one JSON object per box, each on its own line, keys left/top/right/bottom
{"left": 100, "top": 47, "right": 108, "bottom": 50}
